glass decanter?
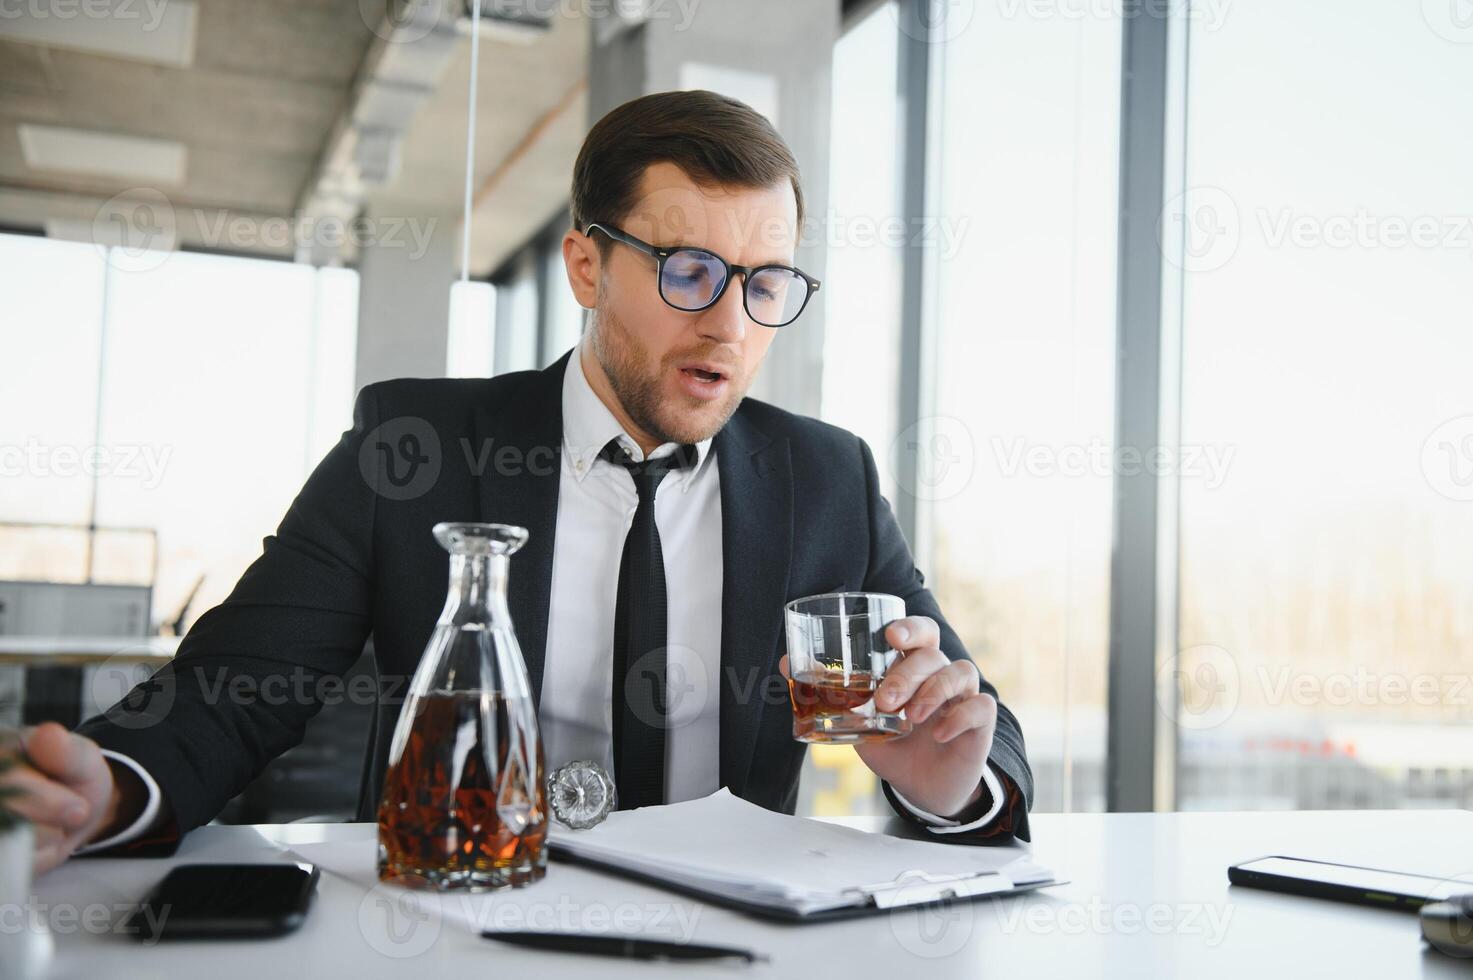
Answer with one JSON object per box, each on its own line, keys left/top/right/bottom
{"left": 377, "top": 522, "right": 548, "bottom": 891}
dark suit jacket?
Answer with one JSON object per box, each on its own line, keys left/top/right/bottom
{"left": 78, "top": 350, "right": 1032, "bottom": 844}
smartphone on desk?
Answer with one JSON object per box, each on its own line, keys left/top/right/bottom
{"left": 1230, "top": 856, "right": 1471, "bottom": 912}
{"left": 125, "top": 862, "right": 320, "bottom": 940}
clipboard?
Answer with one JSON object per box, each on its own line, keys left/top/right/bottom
{"left": 544, "top": 789, "right": 1061, "bottom": 923}
{"left": 551, "top": 842, "right": 1062, "bottom": 922}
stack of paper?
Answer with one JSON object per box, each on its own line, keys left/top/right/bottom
{"left": 551, "top": 788, "right": 1055, "bottom": 916}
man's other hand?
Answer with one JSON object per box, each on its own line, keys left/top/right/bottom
{"left": 0, "top": 722, "right": 136, "bottom": 876}
{"left": 778, "top": 615, "right": 997, "bottom": 819}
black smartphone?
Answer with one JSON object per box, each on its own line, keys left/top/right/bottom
{"left": 125, "top": 862, "right": 320, "bottom": 940}
{"left": 1229, "top": 856, "right": 1471, "bottom": 912}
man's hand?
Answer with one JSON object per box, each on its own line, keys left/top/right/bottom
{"left": 0, "top": 723, "right": 135, "bottom": 876}
{"left": 779, "top": 614, "right": 997, "bottom": 819}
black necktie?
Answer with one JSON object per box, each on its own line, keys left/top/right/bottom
{"left": 602, "top": 438, "right": 698, "bottom": 809}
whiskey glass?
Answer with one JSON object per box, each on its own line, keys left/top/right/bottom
{"left": 784, "top": 592, "right": 911, "bottom": 744}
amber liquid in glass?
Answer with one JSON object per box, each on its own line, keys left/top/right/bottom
{"left": 377, "top": 690, "right": 547, "bottom": 890}
{"left": 788, "top": 669, "right": 911, "bottom": 743}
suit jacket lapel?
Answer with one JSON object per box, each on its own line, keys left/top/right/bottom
{"left": 472, "top": 351, "right": 570, "bottom": 709}
{"left": 714, "top": 409, "right": 793, "bottom": 795}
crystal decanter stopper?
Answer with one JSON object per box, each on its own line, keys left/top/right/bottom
{"left": 547, "top": 760, "right": 617, "bottom": 830}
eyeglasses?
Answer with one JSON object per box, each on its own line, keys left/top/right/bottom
{"left": 586, "top": 222, "right": 820, "bottom": 328}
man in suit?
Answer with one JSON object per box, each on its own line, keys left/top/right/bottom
{"left": 11, "top": 90, "right": 1031, "bottom": 876}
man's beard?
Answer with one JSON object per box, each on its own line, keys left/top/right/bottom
{"left": 589, "top": 303, "right": 747, "bottom": 447}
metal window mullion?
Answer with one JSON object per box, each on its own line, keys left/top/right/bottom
{"left": 894, "top": 0, "right": 944, "bottom": 567}
{"left": 1151, "top": 1, "right": 1193, "bottom": 814}
{"left": 533, "top": 233, "right": 554, "bottom": 368}
{"left": 1106, "top": 5, "right": 1175, "bottom": 813}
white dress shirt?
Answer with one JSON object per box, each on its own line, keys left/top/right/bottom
{"left": 539, "top": 344, "right": 724, "bottom": 803}
{"left": 81, "top": 343, "right": 1004, "bottom": 850}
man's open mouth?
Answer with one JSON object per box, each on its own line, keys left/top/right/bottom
{"left": 680, "top": 366, "right": 726, "bottom": 384}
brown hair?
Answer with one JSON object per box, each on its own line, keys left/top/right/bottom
{"left": 571, "top": 90, "right": 804, "bottom": 247}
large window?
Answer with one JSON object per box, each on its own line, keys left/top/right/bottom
{"left": 1172, "top": 3, "right": 1473, "bottom": 810}
{"left": 819, "top": 2, "right": 904, "bottom": 501}
{"left": 491, "top": 251, "right": 541, "bottom": 375}
{"left": 0, "top": 234, "right": 358, "bottom": 630}
{"left": 926, "top": 4, "right": 1122, "bottom": 813}
{"left": 810, "top": 1, "right": 1121, "bottom": 817}
{"left": 540, "top": 217, "right": 587, "bottom": 365}
{"left": 1, "top": 236, "right": 107, "bottom": 535}
{"left": 712, "top": 0, "right": 1473, "bottom": 818}
{"left": 486, "top": 212, "right": 584, "bottom": 376}
{"left": 803, "top": 0, "right": 907, "bottom": 817}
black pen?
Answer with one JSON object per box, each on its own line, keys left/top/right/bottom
{"left": 481, "top": 930, "right": 767, "bottom": 964}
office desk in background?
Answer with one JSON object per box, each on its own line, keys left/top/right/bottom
{"left": 0, "top": 637, "right": 373, "bottom": 824}
{"left": 0, "top": 636, "right": 178, "bottom": 730}
{"left": 31, "top": 809, "right": 1473, "bottom": 979}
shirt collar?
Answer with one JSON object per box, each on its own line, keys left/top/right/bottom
{"left": 561, "top": 341, "right": 715, "bottom": 491}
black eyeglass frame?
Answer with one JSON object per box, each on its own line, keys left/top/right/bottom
{"left": 585, "top": 222, "right": 821, "bottom": 328}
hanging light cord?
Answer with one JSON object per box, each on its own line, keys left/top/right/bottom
{"left": 460, "top": 0, "right": 482, "bottom": 283}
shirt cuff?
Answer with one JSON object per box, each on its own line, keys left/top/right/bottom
{"left": 890, "top": 761, "right": 1006, "bottom": 835}
{"left": 73, "top": 749, "right": 164, "bottom": 854}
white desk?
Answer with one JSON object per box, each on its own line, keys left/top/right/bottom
{"left": 29, "top": 809, "right": 1473, "bottom": 979}
{"left": 0, "top": 636, "right": 179, "bottom": 666}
